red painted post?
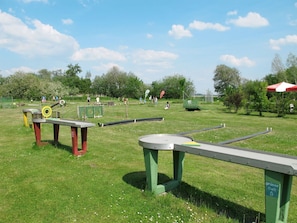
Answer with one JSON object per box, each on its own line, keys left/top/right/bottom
{"left": 33, "top": 122, "right": 42, "bottom": 146}
{"left": 81, "top": 128, "right": 88, "bottom": 154}
{"left": 71, "top": 127, "right": 78, "bottom": 156}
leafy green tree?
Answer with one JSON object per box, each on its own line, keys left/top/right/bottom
{"left": 0, "top": 75, "right": 6, "bottom": 96}
{"left": 92, "top": 75, "right": 107, "bottom": 95}
{"left": 92, "top": 67, "right": 144, "bottom": 98}
{"left": 263, "top": 73, "right": 281, "bottom": 86}
{"left": 66, "top": 63, "right": 82, "bottom": 77}
{"left": 242, "top": 80, "right": 268, "bottom": 116}
{"left": 40, "top": 80, "right": 70, "bottom": 100}
{"left": 286, "top": 53, "right": 297, "bottom": 84}
{"left": 151, "top": 74, "right": 195, "bottom": 99}
{"left": 264, "top": 54, "right": 297, "bottom": 86}
{"left": 151, "top": 80, "right": 163, "bottom": 98}
{"left": 2, "top": 72, "right": 42, "bottom": 100}
{"left": 271, "top": 54, "right": 287, "bottom": 82}
{"left": 37, "top": 69, "right": 52, "bottom": 81}
{"left": 78, "top": 71, "right": 92, "bottom": 94}
{"left": 263, "top": 53, "right": 297, "bottom": 117}
{"left": 223, "top": 85, "right": 243, "bottom": 113}
{"left": 213, "top": 64, "right": 241, "bottom": 96}
{"left": 63, "top": 64, "right": 82, "bottom": 95}
{"left": 268, "top": 93, "right": 294, "bottom": 117}
{"left": 125, "top": 73, "right": 145, "bottom": 99}
{"left": 268, "top": 53, "right": 297, "bottom": 84}
{"left": 103, "top": 67, "right": 126, "bottom": 98}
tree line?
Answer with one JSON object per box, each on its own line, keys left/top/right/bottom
{"left": 1, "top": 52, "right": 296, "bottom": 117}
{"left": 0, "top": 64, "right": 195, "bottom": 101}
{"left": 213, "top": 53, "right": 297, "bottom": 116}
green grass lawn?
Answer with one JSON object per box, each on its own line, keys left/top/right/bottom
{"left": 1, "top": 99, "right": 297, "bottom": 223}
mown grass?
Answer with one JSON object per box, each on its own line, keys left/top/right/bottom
{"left": 1, "top": 99, "right": 297, "bottom": 223}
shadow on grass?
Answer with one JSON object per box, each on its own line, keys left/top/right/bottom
{"left": 122, "top": 171, "right": 171, "bottom": 191}
{"left": 32, "top": 141, "right": 73, "bottom": 154}
{"left": 123, "top": 171, "right": 264, "bottom": 223}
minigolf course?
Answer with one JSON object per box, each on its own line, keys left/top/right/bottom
{"left": 138, "top": 126, "right": 296, "bottom": 222}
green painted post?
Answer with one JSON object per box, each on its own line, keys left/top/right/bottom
{"left": 173, "top": 150, "right": 185, "bottom": 182}
{"left": 143, "top": 148, "right": 159, "bottom": 193}
{"left": 265, "top": 170, "right": 293, "bottom": 223}
{"left": 143, "top": 149, "right": 184, "bottom": 195}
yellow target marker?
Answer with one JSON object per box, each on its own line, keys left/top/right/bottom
{"left": 42, "top": 106, "right": 52, "bottom": 118}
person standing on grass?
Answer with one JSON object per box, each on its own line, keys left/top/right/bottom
{"left": 96, "top": 96, "right": 100, "bottom": 104}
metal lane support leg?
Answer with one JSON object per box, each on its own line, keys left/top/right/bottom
{"left": 265, "top": 170, "right": 293, "bottom": 223}
{"left": 173, "top": 150, "right": 185, "bottom": 182}
{"left": 81, "top": 128, "right": 88, "bottom": 155}
{"left": 23, "top": 112, "right": 29, "bottom": 127}
{"left": 143, "top": 148, "right": 184, "bottom": 195}
{"left": 71, "top": 127, "right": 79, "bottom": 156}
{"left": 53, "top": 124, "right": 60, "bottom": 146}
{"left": 33, "top": 122, "right": 42, "bottom": 146}
{"left": 143, "top": 148, "right": 159, "bottom": 193}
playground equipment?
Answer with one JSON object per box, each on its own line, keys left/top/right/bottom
{"left": 77, "top": 105, "right": 103, "bottom": 119}
{"left": 138, "top": 127, "right": 297, "bottom": 222}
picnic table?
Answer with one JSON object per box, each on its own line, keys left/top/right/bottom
{"left": 33, "top": 118, "right": 95, "bottom": 156}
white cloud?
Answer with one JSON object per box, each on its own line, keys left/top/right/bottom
{"left": 133, "top": 49, "right": 178, "bottom": 68}
{"left": 168, "top": 24, "right": 192, "bottom": 39}
{"left": 295, "top": 2, "right": 297, "bottom": 7}
{"left": 189, "top": 20, "right": 230, "bottom": 31}
{"left": 220, "top": 54, "right": 255, "bottom": 67}
{"left": 269, "top": 35, "right": 297, "bottom": 50}
{"left": 146, "top": 33, "right": 153, "bottom": 39}
{"left": 71, "top": 47, "right": 126, "bottom": 61}
{"left": 134, "top": 49, "right": 178, "bottom": 61}
{"left": 3, "top": 66, "right": 35, "bottom": 76}
{"left": 0, "top": 11, "right": 79, "bottom": 56}
{"left": 62, "top": 18, "right": 73, "bottom": 25}
{"left": 227, "top": 10, "right": 237, "bottom": 16}
{"left": 227, "top": 12, "right": 269, "bottom": 27}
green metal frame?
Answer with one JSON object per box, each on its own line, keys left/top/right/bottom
{"left": 265, "top": 170, "right": 293, "bottom": 223}
{"left": 142, "top": 148, "right": 294, "bottom": 223}
{"left": 77, "top": 105, "right": 103, "bottom": 119}
{"left": 143, "top": 148, "right": 184, "bottom": 194}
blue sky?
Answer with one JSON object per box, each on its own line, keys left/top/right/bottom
{"left": 0, "top": 0, "right": 297, "bottom": 94}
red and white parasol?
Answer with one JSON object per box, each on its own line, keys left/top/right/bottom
{"left": 287, "top": 85, "right": 297, "bottom": 92}
{"left": 267, "top": 82, "right": 297, "bottom": 92}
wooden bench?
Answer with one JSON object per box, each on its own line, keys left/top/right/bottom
{"left": 139, "top": 134, "right": 297, "bottom": 223}
{"left": 33, "top": 118, "right": 95, "bottom": 156}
